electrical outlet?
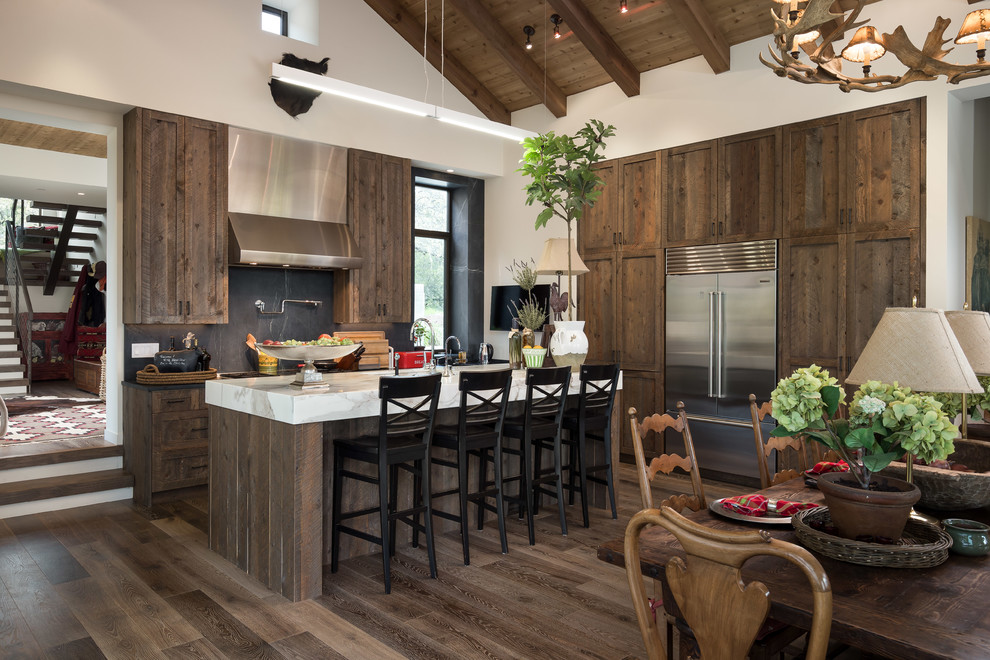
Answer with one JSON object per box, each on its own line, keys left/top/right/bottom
{"left": 131, "top": 342, "right": 159, "bottom": 358}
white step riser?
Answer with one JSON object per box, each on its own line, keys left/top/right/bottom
{"left": 2, "top": 456, "right": 120, "bottom": 484}
{"left": 0, "top": 487, "right": 132, "bottom": 520}
{"left": 0, "top": 386, "right": 29, "bottom": 396}
{"left": 0, "top": 358, "right": 21, "bottom": 366}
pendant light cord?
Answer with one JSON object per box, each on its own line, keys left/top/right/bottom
{"left": 423, "top": 0, "right": 430, "bottom": 105}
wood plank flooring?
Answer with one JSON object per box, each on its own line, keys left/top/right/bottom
{"left": 0, "top": 465, "right": 748, "bottom": 659}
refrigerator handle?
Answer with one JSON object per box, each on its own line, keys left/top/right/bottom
{"left": 716, "top": 290, "right": 725, "bottom": 398}
{"left": 708, "top": 291, "right": 716, "bottom": 398}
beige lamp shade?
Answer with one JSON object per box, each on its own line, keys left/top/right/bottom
{"left": 845, "top": 307, "right": 982, "bottom": 393}
{"left": 535, "top": 238, "right": 589, "bottom": 276}
{"left": 955, "top": 10, "right": 990, "bottom": 47}
{"left": 841, "top": 26, "right": 886, "bottom": 64}
{"left": 945, "top": 310, "right": 990, "bottom": 376}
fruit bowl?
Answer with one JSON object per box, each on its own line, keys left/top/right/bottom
{"left": 257, "top": 342, "right": 361, "bottom": 389}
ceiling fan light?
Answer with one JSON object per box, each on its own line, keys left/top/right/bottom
{"left": 841, "top": 25, "right": 886, "bottom": 69}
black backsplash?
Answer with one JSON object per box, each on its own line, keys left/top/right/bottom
{"left": 123, "top": 266, "right": 412, "bottom": 379}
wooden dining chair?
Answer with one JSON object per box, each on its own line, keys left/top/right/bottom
{"left": 749, "top": 394, "right": 809, "bottom": 489}
{"left": 629, "top": 402, "right": 706, "bottom": 512}
{"left": 624, "top": 506, "right": 833, "bottom": 660}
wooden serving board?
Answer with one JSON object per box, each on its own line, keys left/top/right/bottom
{"left": 333, "top": 331, "right": 389, "bottom": 368}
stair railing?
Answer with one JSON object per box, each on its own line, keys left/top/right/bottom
{"left": 4, "top": 221, "right": 33, "bottom": 386}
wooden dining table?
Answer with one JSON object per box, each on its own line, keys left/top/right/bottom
{"left": 598, "top": 477, "right": 990, "bottom": 660}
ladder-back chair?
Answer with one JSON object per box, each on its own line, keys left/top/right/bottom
{"left": 629, "top": 401, "right": 706, "bottom": 512}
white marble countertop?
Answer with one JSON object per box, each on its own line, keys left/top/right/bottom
{"left": 205, "top": 365, "right": 621, "bottom": 425}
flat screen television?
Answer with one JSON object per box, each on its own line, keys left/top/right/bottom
{"left": 489, "top": 284, "right": 552, "bottom": 331}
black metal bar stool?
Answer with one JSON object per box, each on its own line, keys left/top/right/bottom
{"left": 427, "top": 368, "right": 513, "bottom": 565}
{"left": 330, "top": 373, "right": 442, "bottom": 594}
{"left": 501, "top": 365, "right": 571, "bottom": 545}
{"left": 560, "top": 363, "right": 620, "bottom": 527}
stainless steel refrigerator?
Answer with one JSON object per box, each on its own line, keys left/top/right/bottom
{"left": 664, "top": 240, "right": 777, "bottom": 485}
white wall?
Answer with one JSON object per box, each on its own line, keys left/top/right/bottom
{"left": 485, "top": 0, "right": 990, "bottom": 352}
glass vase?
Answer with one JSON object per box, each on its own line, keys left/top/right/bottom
{"left": 508, "top": 331, "right": 523, "bottom": 369}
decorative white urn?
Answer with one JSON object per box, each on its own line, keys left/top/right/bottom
{"left": 549, "top": 320, "right": 588, "bottom": 371}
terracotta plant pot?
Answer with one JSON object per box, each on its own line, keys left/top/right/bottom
{"left": 817, "top": 471, "right": 920, "bottom": 541}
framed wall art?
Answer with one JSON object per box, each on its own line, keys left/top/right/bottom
{"left": 966, "top": 216, "right": 990, "bottom": 313}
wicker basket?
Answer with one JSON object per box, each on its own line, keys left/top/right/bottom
{"left": 881, "top": 438, "right": 990, "bottom": 511}
{"left": 135, "top": 364, "right": 217, "bottom": 385}
{"left": 791, "top": 507, "right": 951, "bottom": 568}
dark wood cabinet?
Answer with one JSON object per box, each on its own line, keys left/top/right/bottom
{"left": 846, "top": 99, "right": 923, "bottom": 234}
{"left": 662, "top": 140, "right": 717, "bottom": 247}
{"left": 617, "top": 250, "right": 663, "bottom": 371}
{"left": 618, "top": 153, "right": 660, "bottom": 248}
{"left": 123, "top": 384, "right": 208, "bottom": 507}
{"left": 719, "top": 128, "right": 781, "bottom": 243}
{"left": 334, "top": 149, "right": 412, "bottom": 323}
{"left": 123, "top": 108, "right": 227, "bottom": 324}
{"left": 580, "top": 252, "right": 616, "bottom": 364}
{"left": 579, "top": 161, "right": 618, "bottom": 253}
{"left": 783, "top": 115, "right": 846, "bottom": 237}
{"left": 784, "top": 99, "right": 923, "bottom": 238}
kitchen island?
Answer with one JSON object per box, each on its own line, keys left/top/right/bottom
{"left": 205, "top": 366, "right": 622, "bottom": 601}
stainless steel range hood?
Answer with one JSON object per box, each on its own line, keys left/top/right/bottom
{"left": 227, "top": 127, "right": 362, "bottom": 269}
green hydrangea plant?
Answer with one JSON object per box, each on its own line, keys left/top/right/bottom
{"left": 770, "top": 367, "right": 959, "bottom": 489}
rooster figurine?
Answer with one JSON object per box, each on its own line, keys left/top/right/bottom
{"left": 549, "top": 282, "right": 569, "bottom": 322}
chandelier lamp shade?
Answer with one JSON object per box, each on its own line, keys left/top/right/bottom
{"left": 761, "top": 0, "right": 990, "bottom": 92}
{"left": 270, "top": 63, "right": 536, "bottom": 142}
{"left": 944, "top": 310, "right": 990, "bottom": 440}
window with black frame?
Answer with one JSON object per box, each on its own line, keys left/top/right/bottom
{"left": 261, "top": 4, "right": 288, "bottom": 36}
{"left": 413, "top": 184, "right": 450, "bottom": 350}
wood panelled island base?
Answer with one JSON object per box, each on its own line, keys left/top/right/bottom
{"left": 206, "top": 368, "right": 621, "bottom": 601}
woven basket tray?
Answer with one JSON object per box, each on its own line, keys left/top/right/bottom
{"left": 881, "top": 438, "right": 990, "bottom": 510}
{"left": 791, "top": 507, "right": 951, "bottom": 568}
{"left": 135, "top": 364, "right": 217, "bottom": 385}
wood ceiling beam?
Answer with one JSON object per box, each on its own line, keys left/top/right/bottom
{"left": 666, "top": 0, "right": 730, "bottom": 74}
{"left": 448, "top": 0, "right": 567, "bottom": 118}
{"left": 361, "top": 0, "right": 510, "bottom": 124}
{"left": 548, "top": 0, "right": 641, "bottom": 97}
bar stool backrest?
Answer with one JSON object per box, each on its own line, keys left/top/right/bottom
{"left": 379, "top": 374, "right": 442, "bottom": 443}
{"left": 576, "top": 363, "right": 619, "bottom": 425}
{"left": 524, "top": 366, "right": 571, "bottom": 428}
{"left": 458, "top": 368, "right": 513, "bottom": 434}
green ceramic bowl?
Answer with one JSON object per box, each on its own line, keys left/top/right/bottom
{"left": 943, "top": 518, "right": 990, "bottom": 557}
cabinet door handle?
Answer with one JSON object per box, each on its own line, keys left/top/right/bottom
{"left": 164, "top": 398, "right": 186, "bottom": 404}
{"left": 192, "top": 427, "right": 209, "bottom": 433}
{"left": 177, "top": 301, "right": 181, "bottom": 316}
{"left": 186, "top": 301, "right": 190, "bottom": 315}
{"left": 613, "top": 232, "right": 617, "bottom": 245}
{"left": 618, "top": 231, "right": 623, "bottom": 245}
{"left": 382, "top": 303, "right": 387, "bottom": 317}
{"left": 848, "top": 207, "right": 853, "bottom": 227}
{"left": 711, "top": 221, "right": 715, "bottom": 236}
{"left": 718, "top": 221, "right": 724, "bottom": 236}
{"left": 839, "top": 208, "right": 844, "bottom": 227}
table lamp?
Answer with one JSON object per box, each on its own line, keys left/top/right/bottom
{"left": 535, "top": 237, "right": 589, "bottom": 322}
{"left": 845, "top": 307, "right": 982, "bottom": 482}
{"left": 944, "top": 310, "right": 990, "bottom": 439}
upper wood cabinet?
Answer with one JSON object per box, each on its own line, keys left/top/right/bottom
{"left": 123, "top": 108, "right": 227, "bottom": 324}
{"left": 579, "top": 161, "right": 617, "bottom": 253}
{"left": 719, "top": 128, "right": 781, "bottom": 242}
{"left": 663, "top": 130, "right": 780, "bottom": 246}
{"left": 846, "top": 100, "right": 923, "bottom": 234}
{"left": 784, "top": 98, "right": 923, "bottom": 237}
{"left": 334, "top": 149, "right": 412, "bottom": 323}
{"left": 662, "top": 140, "right": 717, "bottom": 247}
{"left": 783, "top": 115, "right": 846, "bottom": 237}
{"left": 618, "top": 153, "right": 661, "bottom": 248}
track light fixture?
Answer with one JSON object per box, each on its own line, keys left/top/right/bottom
{"left": 523, "top": 25, "right": 535, "bottom": 50}
{"left": 551, "top": 14, "right": 563, "bottom": 39}
{"left": 620, "top": 0, "right": 628, "bottom": 14}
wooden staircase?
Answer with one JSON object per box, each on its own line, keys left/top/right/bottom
{"left": 0, "top": 438, "right": 132, "bottom": 518}
{"left": 0, "top": 289, "right": 28, "bottom": 396}
{"left": 18, "top": 202, "right": 105, "bottom": 291}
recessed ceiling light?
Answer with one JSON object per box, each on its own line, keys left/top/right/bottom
{"left": 77, "top": 192, "right": 85, "bottom": 196}
{"left": 446, "top": 169, "right": 454, "bottom": 173}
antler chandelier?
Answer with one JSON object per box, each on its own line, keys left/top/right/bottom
{"left": 761, "top": 0, "right": 990, "bottom": 92}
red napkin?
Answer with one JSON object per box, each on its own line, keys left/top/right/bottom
{"left": 721, "top": 494, "right": 819, "bottom": 517}
{"left": 807, "top": 460, "right": 849, "bottom": 474}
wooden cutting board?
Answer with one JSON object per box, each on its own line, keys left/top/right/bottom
{"left": 334, "top": 331, "right": 389, "bottom": 368}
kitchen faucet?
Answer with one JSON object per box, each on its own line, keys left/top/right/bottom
{"left": 410, "top": 318, "right": 436, "bottom": 372}
{"left": 442, "top": 335, "right": 461, "bottom": 378}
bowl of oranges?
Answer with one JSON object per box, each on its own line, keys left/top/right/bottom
{"left": 522, "top": 345, "right": 547, "bottom": 368}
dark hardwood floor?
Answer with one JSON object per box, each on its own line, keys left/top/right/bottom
{"left": 0, "top": 463, "right": 753, "bottom": 659}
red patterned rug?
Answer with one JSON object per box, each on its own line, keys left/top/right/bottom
{"left": 2, "top": 402, "right": 106, "bottom": 444}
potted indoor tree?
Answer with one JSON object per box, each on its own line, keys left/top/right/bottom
{"left": 771, "top": 365, "right": 958, "bottom": 540}
{"left": 518, "top": 120, "right": 615, "bottom": 369}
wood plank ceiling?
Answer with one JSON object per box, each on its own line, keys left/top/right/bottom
{"left": 364, "top": 0, "right": 791, "bottom": 122}
{"left": 364, "top": 0, "right": 886, "bottom": 122}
